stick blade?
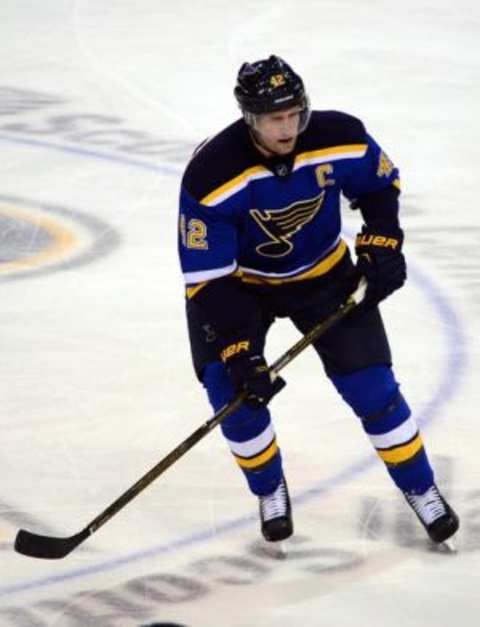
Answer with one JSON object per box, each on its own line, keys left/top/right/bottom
{"left": 14, "top": 528, "right": 88, "bottom": 559}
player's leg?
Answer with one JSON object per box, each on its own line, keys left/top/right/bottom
{"left": 329, "top": 360, "right": 459, "bottom": 544}
{"left": 186, "top": 300, "right": 292, "bottom": 541}
{"left": 203, "top": 361, "right": 292, "bottom": 540}
{"left": 292, "top": 299, "right": 459, "bottom": 544}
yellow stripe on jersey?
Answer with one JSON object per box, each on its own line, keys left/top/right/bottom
{"left": 392, "top": 178, "right": 401, "bottom": 190}
{"left": 377, "top": 434, "right": 424, "bottom": 465}
{"left": 234, "top": 439, "right": 278, "bottom": 469}
{"left": 238, "top": 239, "right": 347, "bottom": 285}
{"left": 200, "top": 144, "right": 368, "bottom": 207}
{"left": 294, "top": 143, "right": 368, "bottom": 168}
{"left": 186, "top": 241, "right": 346, "bottom": 297}
{"left": 201, "top": 165, "right": 269, "bottom": 206}
{"left": 186, "top": 282, "right": 208, "bottom": 298}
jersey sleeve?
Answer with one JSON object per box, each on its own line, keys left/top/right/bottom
{"left": 342, "top": 133, "right": 401, "bottom": 230}
{"left": 342, "top": 133, "right": 400, "bottom": 198}
{"left": 178, "top": 185, "right": 238, "bottom": 286}
{"left": 179, "top": 185, "right": 262, "bottom": 353}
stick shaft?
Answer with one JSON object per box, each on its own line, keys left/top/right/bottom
{"left": 87, "top": 393, "right": 248, "bottom": 534}
{"left": 86, "top": 279, "right": 366, "bottom": 536}
{"left": 15, "top": 279, "right": 366, "bottom": 558}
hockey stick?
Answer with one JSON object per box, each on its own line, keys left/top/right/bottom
{"left": 14, "top": 278, "right": 367, "bottom": 559}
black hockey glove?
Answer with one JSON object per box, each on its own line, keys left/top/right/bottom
{"left": 224, "top": 351, "right": 286, "bottom": 408}
{"left": 355, "top": 226, "right": 406, "bottom": 306}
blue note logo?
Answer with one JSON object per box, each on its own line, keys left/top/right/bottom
{"left": 250, "top": 191, "right": 325, "bottom": 257}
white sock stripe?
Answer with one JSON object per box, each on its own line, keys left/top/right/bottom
{"left": 368, "top": 416, "right": 419, "bottom": 450}
{"left": 226, "top": 424, "right": 276, "bottom": 458}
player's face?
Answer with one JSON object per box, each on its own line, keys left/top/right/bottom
{"left": 254, "top": 106, "right": 302, "bottom": 156}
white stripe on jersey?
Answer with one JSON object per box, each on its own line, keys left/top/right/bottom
{"left": 183, "top": 260, "right": 237, "bottom": 284}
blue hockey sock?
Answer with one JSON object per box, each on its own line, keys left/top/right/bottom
{"left": 203, "top": 362, "right": 283, "bottom": 496}
{"left": 330, "top": 365, "right": 434, "bottom": 494}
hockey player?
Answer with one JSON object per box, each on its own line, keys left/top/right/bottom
{"left": 177, "top": 55, "right": 459, "bottom": 545}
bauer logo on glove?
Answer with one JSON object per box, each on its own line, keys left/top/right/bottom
{"left": 355, "top": 233, "right": 400, "bottom": 250}
{"left": 355, "top": 225, "right": 406, "bottom": 306}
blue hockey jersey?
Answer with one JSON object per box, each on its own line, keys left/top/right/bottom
{"left": 178, "top": 110, "right": 400, "bottom": 298}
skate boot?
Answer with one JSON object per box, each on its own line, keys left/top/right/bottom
{"left": 404, "top": 484, "right": 459, "bottom": 544}
{"left": 259, "top": 477, "right": 293, "bottom": 542}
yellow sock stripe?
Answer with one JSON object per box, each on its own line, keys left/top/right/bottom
{"left": 377, "top": 433, "right": 423, "bottom": 465}
{"left": 234, "top": 439, "right": 278, "bottom": 469}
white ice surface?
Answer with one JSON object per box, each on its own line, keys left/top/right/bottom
{"left": 1, "top": 1, "right": 480, "bottom": 626}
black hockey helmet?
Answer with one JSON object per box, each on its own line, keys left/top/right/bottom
{"left": 234, "top": 55, "right": 310, "bottom": 131}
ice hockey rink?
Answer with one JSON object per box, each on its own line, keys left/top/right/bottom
{"left": 1, "top": 1, "right": 479, "bottom": 625}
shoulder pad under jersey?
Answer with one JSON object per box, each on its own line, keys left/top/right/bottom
{"left": 298, "top": 110, "right": 367, "bottom": 152}
{"left": 182, "top": 118, "right": 257, "bottom": 203}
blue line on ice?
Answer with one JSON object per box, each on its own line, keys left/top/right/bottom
{"left": 0, "top": 133, "right": 183, "bottom": 177}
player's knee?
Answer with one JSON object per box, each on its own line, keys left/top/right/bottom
{"left": 202, "top": 361, "right": 264, "bottom": 434}
{"left": 330, "top": 365, "right": 406, "bottom": 419}
{"left": 202, "top": 361, "right": 234, "bottom": 411}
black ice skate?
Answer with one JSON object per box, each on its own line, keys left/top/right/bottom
{"left": 259, "top": 477, "right": 293, "bottom": 542}
{"left": 404, "top": 484, "right": 459, "bottom": 544}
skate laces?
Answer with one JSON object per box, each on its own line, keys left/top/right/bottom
{"left": 405, "top": 485, "right": 447, "bottom": 526}
{"left": 260, "top": 479, "right": 288, "bottom": 521}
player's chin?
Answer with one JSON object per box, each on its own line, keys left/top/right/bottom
{"left": 276, "top": 138, "right": 296, "bottom": 154}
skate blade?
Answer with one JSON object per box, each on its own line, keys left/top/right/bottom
{"left": 261, "top": 540, "right": 288, "bottom": 560}
{"left": 435, "top": 537, "right": 458, "bottom": 554}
